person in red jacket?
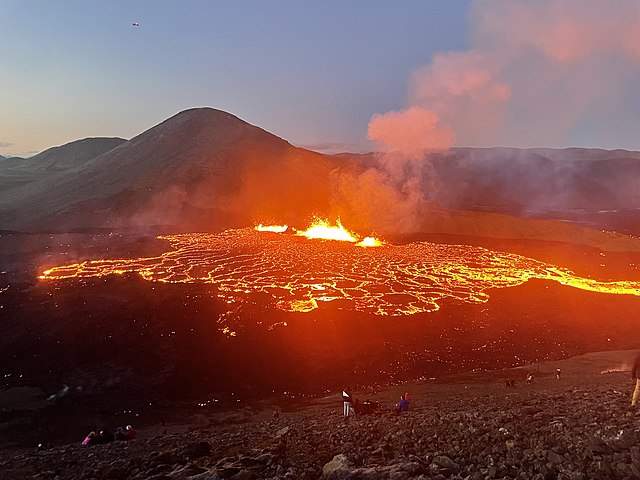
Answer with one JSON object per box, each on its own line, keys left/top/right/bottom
{"left": 632, "top": 352, "right": 640, "bottom": 407}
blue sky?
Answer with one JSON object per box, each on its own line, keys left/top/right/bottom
{"left": 0, "top": 1, "right": 471, "bottom": 156}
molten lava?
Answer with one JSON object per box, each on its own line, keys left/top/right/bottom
{"left": 295, "top": 218, "right": 358, "bottom": 242}
{"left": 255, "top": 224, "right": 288, "bottom": 233}
{"left": 39, "top": 228, "right": 640, "bottom": 316}
{"left": 293, "top": 218, "right": 383, "bottom": 247}
{"left": 356, "top": 236, "right": 384, "bottom": 248}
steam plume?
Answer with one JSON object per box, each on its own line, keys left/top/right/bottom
{"left": 368, "top": 107, "right": 454, "bottom": 157}
{"left": 355, "top": 0, "right": 640, "bottom": 233}
{"left": 370, "top": 0, "right": 640, "bottom": 152}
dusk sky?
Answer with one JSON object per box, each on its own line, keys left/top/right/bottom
{"left": 1, "top": 1, "right": 469, "bottom": 156}
{"left": 2, "top": 0, "right": 640, "bottom": 157}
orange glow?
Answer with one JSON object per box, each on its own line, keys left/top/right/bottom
{"left": 295, "top": 218, "right": 358, "bottom": 242}
{"left": 356, "top": 236, "right": 383, "bottom": 248}
{"left": 293, "top": 218, "right": 383, "bottom": 246}
{"left": 255, "top": 224, "right": 288, "bottom": 233}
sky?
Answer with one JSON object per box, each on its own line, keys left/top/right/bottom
{"left": 1, "top": 0, "right": 639, "bottom": 157}
{"left": 0, "top": 1, "right": 470, "bottom": 156}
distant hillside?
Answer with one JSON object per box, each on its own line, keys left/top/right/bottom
{"left": 0, "top": 137, "right": 125, "bottom": 193}
{"left": 0, "top": 109, "right": 335, "bottom": 231}
{"left": 429, "top": 147, "right": 640, "bottom": 216}
{"left": 1, "top": 107, "right": 639, "bottom": 252}
{"left": 20, "top": 137, "right": 126, "bottom": 171}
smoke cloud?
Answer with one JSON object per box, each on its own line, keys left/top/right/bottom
{"left": 370, "top": 0, "right": 640, "bottom": 152}
{"left": 329, "top": 167, "right": 425, "bottom": 233}
{"left": 368, "top": 107, "right": 454, "bottom": 157}
{"left": 356, "top": 0, "right": 640, "bottom": 232}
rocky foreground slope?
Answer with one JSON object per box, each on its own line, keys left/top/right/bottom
{"left": 2, "top": 352, "right": 640, "bottom": 480}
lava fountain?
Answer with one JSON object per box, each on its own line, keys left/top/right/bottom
{"left": 39, "top": 223, "right": 640, "bottom": 316}
{"left": 295, "top": 218, "right": 359, "bottom": 242}
{"left": 294, "top": 218, "right": 383, "bottom": 247}
{"left": 356, "top": 236, "right": 384, "bottom": 248}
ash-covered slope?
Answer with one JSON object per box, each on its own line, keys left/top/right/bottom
{"left": 0, "top": 108, "right": 334, "bottom": 231}
{"left": 0, "top": 137, "right": 125, "bottom": 194}
{"left": 20, "top": 137, "right": 126, "bottom": 172}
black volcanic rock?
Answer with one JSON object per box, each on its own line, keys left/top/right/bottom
{"left": 4, "top": 372, "right": 640, "bottom": 480}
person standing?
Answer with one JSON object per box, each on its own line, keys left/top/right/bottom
{"left": 631, "top": 353, "right": 640, "bottom": 407}
{"left": 395, "top": 393, "right": 410, "bottom": 414}
{"left": 342, "top": 390, "right": 353, "bottom": 418}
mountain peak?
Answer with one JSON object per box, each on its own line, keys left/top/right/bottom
{"left": 158, "top": 107, "right": 258, "bottom": 132}
{"left": 173, "top": 107, "right": 247, "bottom": 121}
{"left": 128, "top": 107, "right": 290, "bottom": 153}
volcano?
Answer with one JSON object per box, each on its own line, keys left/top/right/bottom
{"left": 2, "top": 108, "right": 640, "bottom": 251}
{"left": 0, "top": 109, "right": 336, "bottom": 232}
{"left": 3, "top": 109, "right": 640, "bottom": 449}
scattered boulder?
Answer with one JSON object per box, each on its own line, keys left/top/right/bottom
{"left": 546, "top": 450, "right": 564, "bottom": 465}
{"left": 229, "top": 470, "right": 254, "bottom": 480}
{"left": 321, "top": 454, "right": 354, "bottom": 480}
{"left": 2, "top": 375, "right": 640, "bottom": 480}
{"left": 431, "top": 455, "right": 459, "bottom": 473}
{"left": 181, "top": 441, "right": 211, "bottom": 460}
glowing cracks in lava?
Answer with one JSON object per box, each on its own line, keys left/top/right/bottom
{"left": 38, "top": 229, "right": 640, "bottom": 317}
{"left": 284, "top": 297, "right": 319, "bottom": 313}
{"left": 255, "top": 224, "right": 289, "bottom": 233}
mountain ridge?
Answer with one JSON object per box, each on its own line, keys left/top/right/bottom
{"left": 1, "top": 107, "right": 639, "bottom": 251}
{"left": 0, "top": 108, "right": 334, "bottom": 231}
{"left": 22, "top": 137, "right": 126, "bottom": 170}
{"left": 0, "top": 136, "right": 127, "bottom": 195}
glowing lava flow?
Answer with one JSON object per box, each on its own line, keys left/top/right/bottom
{"left": 39, "top": 228, "right": 640, "bottom": 316}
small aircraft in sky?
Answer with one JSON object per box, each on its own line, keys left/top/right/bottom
{"left": 131, "top": 22, "right": 141, "bottom": 27}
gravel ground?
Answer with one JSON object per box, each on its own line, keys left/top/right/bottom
{"left": 2, "top": 350, "right": 640, "bottom": 479}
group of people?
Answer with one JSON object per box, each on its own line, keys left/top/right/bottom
{"left": 508, "top": 368, "right": 562, "bottom": 388}
{"left": 82, "top": 425, "right": 136, "bottom": 446}
{"left": 341, "top": 390, "right": 410, "bottom": 418}
{"left": 519, "top": 352, "right": 640, "bottom": 407}
{"left": 340, "top": 352, "right": 640, "bottom": 417}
